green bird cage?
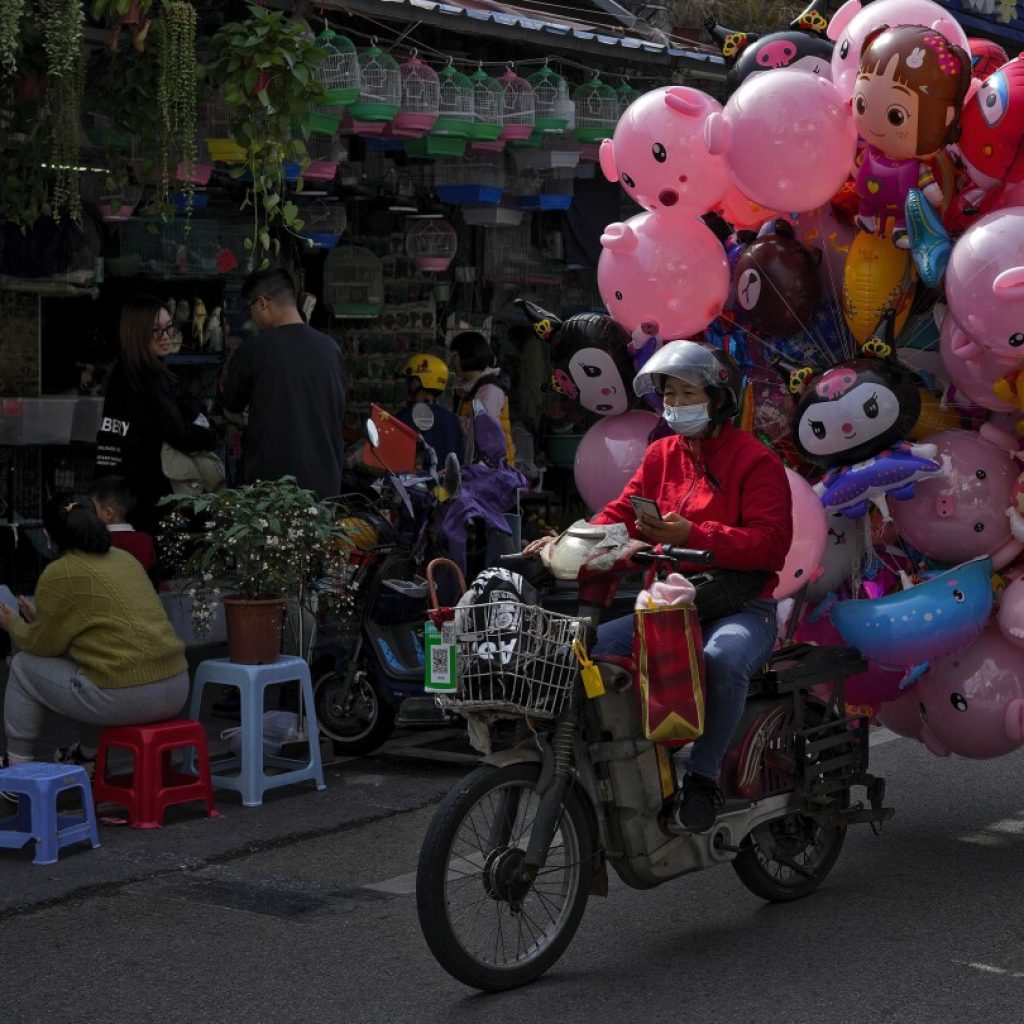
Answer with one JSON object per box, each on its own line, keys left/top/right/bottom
{"left": 573, "top": 75, "right": 618, "bottom": 144}
{"left": 617, "top": 79, "right": 643, "bottom": 116}
{"left": 348, "top": 45, "right": 400, "bottom": 123}
{"left": 432, "top": 64, "right": 475, "bottom": 138}
{"left": 468, "top": 68, "right": 503, "bottom": 143}
{"left": 318, "top": 29, "right": 361, "bottom": 107}
{"left": 527, "top": 64, "right": 568, "bottom": 137}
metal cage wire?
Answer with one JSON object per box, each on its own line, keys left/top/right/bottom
{"left": 573, "top": 75, "right": 618, "bottom": 142}
{"left": 324, "top": 245, "right": 384, "bottom": 314}
{"left": 316, "top": 28, "right": 361, "bottom": 106}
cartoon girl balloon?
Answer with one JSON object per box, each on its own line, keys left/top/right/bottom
{"left": 851, "top": 24, "right": 971, "bottom": 249}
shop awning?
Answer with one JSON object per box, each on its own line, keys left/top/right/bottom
{"left": 317, "top": 0, "right": 727, "bottom": 76}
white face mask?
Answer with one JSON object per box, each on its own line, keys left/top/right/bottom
{"left": 662, "top": 402, "right": 711, "bottom": 437}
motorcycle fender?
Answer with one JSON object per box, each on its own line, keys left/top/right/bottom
{"left": 482, "top": 747, "right": 543, "bottom": 768}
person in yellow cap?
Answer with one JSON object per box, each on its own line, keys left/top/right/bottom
{"left": 395, "top": 353, "right": 464, "bottom": 469}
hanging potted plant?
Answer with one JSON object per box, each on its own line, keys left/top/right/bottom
{"left": 89, "top": 0, "right": 153, "bottom": 52}
{"left": 0, "top": 0, "right": 25, "bottom": 77}
{"left": 159, "top": 478, "right": 348, "bottom": 664}
{"left": 206, "top": 5, "right": 327, "bottom": 268}
{"left": 157, "top": 0, "right": 199, "bottom": 214}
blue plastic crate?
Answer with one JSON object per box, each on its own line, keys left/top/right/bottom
{"left": 365, "top": 138, "right": 407, "bottom": 152}
{"left": 236, "top": 162, "right": 302, "bottom": 184}
{"left": 301, "top": 231, "right": 341, "bottom": 249}
{"left": 514, "top": 194, "right": 573, "bottom": 211}
{"left": 435, "top": 185, "right": 503, "bottom": 206}
{"left": 172, "top": 191, "right": 209, "bottom": 214}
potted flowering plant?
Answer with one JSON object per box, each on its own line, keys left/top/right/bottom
{"left": 160, "top": 477, "right": 348, "bottom": 664}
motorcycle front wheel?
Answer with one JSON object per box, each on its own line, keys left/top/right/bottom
{"left": 416, "top": 762, "right": 593, "bottom": 992}
{"left": 312, "top": 661, "right": 395, "bottom": 756}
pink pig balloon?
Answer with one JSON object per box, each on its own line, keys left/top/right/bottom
{"left": 946, "top": 207, "right": 1024, "bottom": 366}
{"left": 997, "top": 575, "right": 1024, "bottom": 650}
{"left": 598, "top": 212, "right": 730, "bottom": 339}
{"left": 939, "top": 311, "right": 1017, "bottom": 414}
{"left": 599, "top": 86, "right": 732, "bottom": 218}
{"left": 774, "top": 468, "right": 827, "bottom": 600}
{"left": 719, "top": 70, "right": 857, "bottom": 214}
{"left": 573, "top": 409, "right": 659, "bottom": 513}
{"left": 890, "top": 428, "right": 1024, "bottom": 570}
{"left": 876, "top": 686, "right": 926, "bottom": 740}
{"left": 827, "top": 0, "right": 970, "bottom": 103}
{"left": 915, "top": 625, "right": 1024, "bottom": 759}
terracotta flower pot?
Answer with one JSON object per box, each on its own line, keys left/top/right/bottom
{"left": 222, "top": 595, "right": 286, "bottom": 664}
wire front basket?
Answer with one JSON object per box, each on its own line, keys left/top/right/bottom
{"left": 438, "top": 602, "right": 584, "bottom": 720}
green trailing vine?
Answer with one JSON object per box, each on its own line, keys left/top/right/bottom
{"left": 207, "top": 5, "right": 327, "bottom": 269}
{"left": 0, "top": 0, "right": 26, "bottom": 77}
{"left": 40, "top": 0, "right": 85, "bottom": 222}
{"left": 158, "top": 0, "right": 198, "bottom": 221}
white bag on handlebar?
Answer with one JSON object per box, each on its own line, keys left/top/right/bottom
{"left": 636, "top": 572, "right": 696, "bottom": 610}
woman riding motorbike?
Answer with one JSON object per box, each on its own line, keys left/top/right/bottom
{"left": 588, "top": 342, "right": 792, "bottom": 833}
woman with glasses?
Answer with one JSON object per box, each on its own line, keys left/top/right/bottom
{"left": 96, "top": 295, "right": 217, "bottom": 533}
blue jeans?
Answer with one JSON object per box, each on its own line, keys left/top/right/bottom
{"left": 593, "top": 599, "right": 778, "bottom": 780}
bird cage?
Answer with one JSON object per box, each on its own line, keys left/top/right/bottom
{"left": 200, "top": 95, "right": 245, "bottom": 163}
{"left": 299, "top": 199, "right": 348, "bottom": 249}
{"left": 116, "top": 218, "right": 220, "bottom": 278}
{"left": 469, "top": 68, "right": 503, "bottom": 143}
{"left": 511, "top": 139, "right": 579, "bottom": 173}
{"left": 305, "top": 132, "right": 345, "bottom": 183}
{"left": 325, "top": 246, "right": 384, "bottom": 317}
{"left": 348, "top": 45, "right": 401, "bottom": 129}
{"left": 617, "top": 80, "right": 642, "bottom": 116}
{"left": 406, "top": 217, "right": 458, "bottom": 272}
{"left": 432, "top": 64, "right": 475, "bottom": 138}
{"left": 462, "top": 203, "right": 523, "bottom": 228}
{"left": 499, "top": 66, "right": 535, "bottom": 142}
{"left": 434, "top": 153, "right": 505, "bottom": 205}
{"left": 573, "top": 75, "right": 618, "bottom": 143}
{"left": 527, "top": 64, "right": 568, "bottom": 136}
{"left": 389, "top": 54, "right": 439, "bottom": 139}
{"left": 317, "top": 28, "right": 361, "bottom": 107}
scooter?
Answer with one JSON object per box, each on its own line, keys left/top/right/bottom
{"left": 415, "top": 525, "right": 893, "bottom": 991}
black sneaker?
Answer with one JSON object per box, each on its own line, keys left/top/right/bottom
{"left": 676, "top": 772, "right": 723, "bottom": 834}
{"left": 54, "top": 742, "right": 96, "bottom": 779}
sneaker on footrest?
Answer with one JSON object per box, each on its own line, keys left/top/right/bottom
{"left": 54, "top": 742, "right": 96, "bottom": 779}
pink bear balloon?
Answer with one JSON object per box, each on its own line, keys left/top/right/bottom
{"left": 573, "top": 410, "right": 659, "bottom": 513}
{"left": 939, "top": 311, "right": 1017, "bottom": 413}
{"left": 890, "top": 428, "right": 1024, "bottom": 570}
{"left": 598, "top": 212, "right": 730, "bottom": 339}
{"left": 946, "top": 207, "right": 1024, "bottom": 366}
{"left": 599, "top": 86, "right": 732, "bottom": 218}
{"left": 774, "top": 468, "right": 827, "bottom": 600}
{"left": 915, "top": 626, "right": 1024, "bottom": 759}
{"left": 997, "top": 575, "right": 1024, "bottom": 649}
{"left": 719, "top": 70, "right": 857, "bottom": 214}
{"left": 826, "top": 0, "right": 970, "bottom": 103}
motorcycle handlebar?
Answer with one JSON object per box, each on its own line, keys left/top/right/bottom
{"left": 631, "top": 546, "right": 715, "bottom": 567}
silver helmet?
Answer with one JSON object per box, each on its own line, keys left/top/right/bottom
{"left": 632, "top": 341, "right": 742, "bottom": 417}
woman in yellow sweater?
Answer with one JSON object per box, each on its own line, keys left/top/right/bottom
{"left": 0, "top": 493, "right": 188, "bottom": 773}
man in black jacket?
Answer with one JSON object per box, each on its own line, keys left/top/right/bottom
{"left": 223, "top": 268, "right": 347, "bottom": 499}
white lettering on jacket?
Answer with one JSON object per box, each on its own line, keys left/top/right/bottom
{"left": 100, "top": 416, "right": 130, "bottom": 437}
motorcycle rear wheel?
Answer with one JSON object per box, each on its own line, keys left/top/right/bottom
{"left": 312, "top": 661, "right": 395, "bottom": 756}
{"left": 416, "top": 763, "right": 593, "bottom": 992}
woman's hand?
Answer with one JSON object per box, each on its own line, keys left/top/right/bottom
{"left": 0, "top": 603, "right": 18, "bottom": 632}
{"left": 522, "top": 536, "right": 555, "bottom": 557}
{"left": 17, "top": 596, "right": 36, "bottom": 623}
{"left": 637, "top": 511, "right": 693, "bottom": 546}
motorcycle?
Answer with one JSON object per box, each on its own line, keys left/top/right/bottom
{"left": 415, "top": 525, "right": 893, "bottom": 991}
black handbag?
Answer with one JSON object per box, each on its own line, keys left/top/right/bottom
{"left": 688, "top": 568, "right": 771, "bottom": 625}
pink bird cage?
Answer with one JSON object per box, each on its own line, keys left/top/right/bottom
{"left": 389, "top": 53, "right": 440, "bottom": 139}
{"left": 406, "top": 217, "right": 458, "bottom": 272}
{"left": 499, "top": 65, "right": 535, "bottom": 143}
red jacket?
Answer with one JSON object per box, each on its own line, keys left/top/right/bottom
{"left": 592, "top": 423, "right": 793, "bottom": 595}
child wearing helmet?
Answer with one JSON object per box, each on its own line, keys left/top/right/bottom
{"left": 396, "top": 353, "right": 463, "bottom": 468}
{"left": 590, "top": 341, "right": 792, "bottom": 834}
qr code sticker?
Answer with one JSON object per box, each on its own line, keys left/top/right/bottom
{"left": 430, "top": 643, "right": 453, "bottom": 686}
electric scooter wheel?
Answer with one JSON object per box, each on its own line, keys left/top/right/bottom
{"left": 416, "top": 762, "right": 594, "bottom": 992}
{"left": 312, "top": 660, "right": 395, "bottom": 756}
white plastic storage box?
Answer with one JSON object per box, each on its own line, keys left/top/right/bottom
{"left": 20, "top": 398, "right": 77, "bottom": 445}
{"left": 71, "top": 397, "right": 104, "bottom": 444}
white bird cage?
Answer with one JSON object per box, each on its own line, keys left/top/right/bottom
{"left": 325, "top": 246, "right": 384, "bottom": 317}
{"left": 200, "top": 94, "right": 245, "bottom": 163}
{"left": 499, "top": 66, "right": 535, "bottom": 142}
{"left": 299, "top": 200, "right": 347, "bottom": 249}
{"left": 432, "top": 64, "right": 475, "bottom": 138}
{"left": 469, "top": 68, "right": 503, "bottom": 143}
{"left": 434, "top": 153, "right": 505, "bottom": 204}
{"left": 527, "top": 64, "right": 569, "bottom": 135}
{"left": 406, "top": 217, "right": 458, "bottom": 272}
{"left": 390, "top": 54, "right": 440, "bottom": 138}
{"left": 348, "top": 44, "right": 401, "bottom": 126}
{"left": 317, "top": 29, "right": 361, "bottom": 107}
{"left": 305, "top": 132, "right": 345, "bottom": 184}
{"left": 573, "top": 75, "right": 618, "bottom": 143}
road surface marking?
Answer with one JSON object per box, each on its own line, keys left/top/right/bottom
{"left": 870, "top": 728, "right": 901, "bottom": 747}
{"left": 958, "top": 808, "right": 1024, "bottom": 846}
{"left": 363, "top": 870, "right": 418, "bottom": 895}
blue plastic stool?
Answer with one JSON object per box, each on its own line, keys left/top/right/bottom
{"left": 0, "top": 763, "right": 101, "bottom": 865}
{"left": 189, "top": 656, "right": 326, "bottom": 807}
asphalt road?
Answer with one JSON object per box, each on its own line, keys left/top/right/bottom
{"left": 4, "top": 727, "right": 1024, "bottom": 1024}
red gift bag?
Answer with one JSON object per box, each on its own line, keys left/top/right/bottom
{"left": 632, "top": 603, "right": 705, "bottom": 744}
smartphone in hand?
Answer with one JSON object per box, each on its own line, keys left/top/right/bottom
{"left": 0, "top": 585, "right": 19, "bottom": 614}
{"left": 629, "top": 496, "right": 663, "bottom": 522}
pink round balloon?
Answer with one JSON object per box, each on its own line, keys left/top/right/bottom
{"left": 890, "top": 428, "right": 1024, "bottom": 570}
{"left": 599, "top": 86, "right": 732, "bottom": 218}
{"left": 573, "top": 410, "right": 660, "bottom": 513}
{"left": 721, "top": 70, "right": 857, "bottom": 214}
{"left": 998, "top": 575, "right": 1024, "bottom": 650}
{"left": 598, "top": 212, "right": 730, "bottom": 339}
{"left": 939, "top": 311, "right": 1017, "bottom": 413}
{"left": 916, "top": 625, "right": 1024, "bottom": 758}
{"left": 827, "top": 0, "right": 970, "bottom": 103}
{"left": 946, "top": 207, "right": 1024, "bottom": 365}
{"left": 773, "top": 468, "right": 828, "bottom": 599}
{"left": 714, "top": 183, "right": 781, "bottom": 231}
{"left": 795, "top": 201, "right": 855, "bottom": 301}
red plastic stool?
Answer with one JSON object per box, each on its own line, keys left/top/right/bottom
{"left": 92, "top": 719, "right": 219, "bottom": 829}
